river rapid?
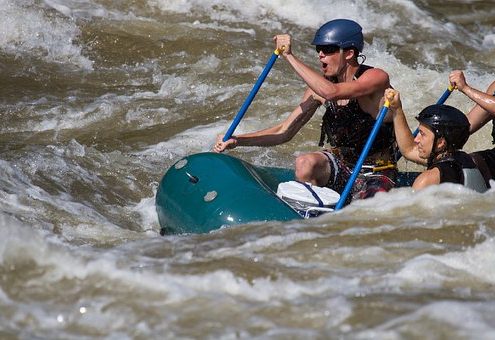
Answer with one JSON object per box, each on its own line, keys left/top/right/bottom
{"left": 1, "top": 0, "right": 495, "bottom": 338}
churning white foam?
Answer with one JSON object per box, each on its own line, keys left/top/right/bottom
{"left": 0, "top": 0, "right": 93, "bottom": 69}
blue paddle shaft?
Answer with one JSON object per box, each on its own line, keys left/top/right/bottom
{"left": 223, "top": 52, "right": 279, "bottom": 142}
{"left": 334, "top": 104, "right": 390, "bottom": 210}
{"left": 411, "top": 87, "right": 454, "bottom": 138}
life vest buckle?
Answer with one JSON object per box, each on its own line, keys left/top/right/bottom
{"left": 372, "top": 160, "right": 397, "bottom": 172}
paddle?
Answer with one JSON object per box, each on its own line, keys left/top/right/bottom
{"left": 222, "top": 49, "right": 283, "bottom": 142}
{"left": 395, "top": 85, "right": 455, "bottom": 160}
{"left": 334, "top": 99, "right": 391, "bottom": 210}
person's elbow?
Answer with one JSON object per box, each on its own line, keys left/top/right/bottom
{"left": 275, "top": 119, "right": 304, "bottom": 143}
{"left": 277, "top": 129, "right": 297, "bottom": 144}
{"left": 398, "top": 143, "right": 424, "bottom": 165}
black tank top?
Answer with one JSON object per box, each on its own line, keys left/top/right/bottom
{"left": 430, "top": 151, "right": 478, "bottom": 185}
{"left": 318, "top": 64, "right": 395, "bottom": 163}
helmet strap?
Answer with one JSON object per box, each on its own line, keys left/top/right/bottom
{"left": 336, "top": 48, "right": 346, "bottom": 79}
{"left": 427, "top": 136, "right": 450, "bottom": 167}
{"left": 427, "top": 135, "right": 438, "bottom": 168}
{"left": 336, "top": 49, "right": 357, "bottom": 82}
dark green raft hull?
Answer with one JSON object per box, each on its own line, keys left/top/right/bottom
{"left": 156, "top": 152, "right": 419, "bottom": 235}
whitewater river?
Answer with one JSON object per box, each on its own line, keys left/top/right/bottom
{"left": 1, "top": 0, "right": 495, "bottom": 338}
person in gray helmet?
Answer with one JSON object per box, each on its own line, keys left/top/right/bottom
{"left": 385, "top": 88, "right": 487, "bottom": 192}
{"left": 214, "top": 19, "right": 397, "bottom": 200}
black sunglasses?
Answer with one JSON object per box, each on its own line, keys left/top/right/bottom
{"left": 315, "top": 45, "right": 341, "bottom": 54}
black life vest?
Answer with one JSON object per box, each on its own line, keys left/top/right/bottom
{"left": 318, "top": 64, "right": 395, "bottom": 163}
{"left": 429, "top": 151, "right": 487, "bottom": 192}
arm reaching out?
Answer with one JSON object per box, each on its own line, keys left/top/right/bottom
{"left": 449, "top": 70, "right": 495, "bottom": 133}
{"left": 213, "top": 89, "right": 322, "bottom": 153}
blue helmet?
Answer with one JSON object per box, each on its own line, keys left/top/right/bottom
{"left": 311, "top": 19, "right": 364, "bottom": 52}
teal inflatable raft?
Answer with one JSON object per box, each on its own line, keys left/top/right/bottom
{"left": 156, "top": 152, "right": 419, "bottom": 235}
{"left": 156, "top": 152, "right": 304, "bottom": 234}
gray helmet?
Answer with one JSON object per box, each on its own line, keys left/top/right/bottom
{"left": 416, "top": 104, "right": 470, "bottom": 150}
{"left": 311, "top": 19, "right": 364, "bottom": 52}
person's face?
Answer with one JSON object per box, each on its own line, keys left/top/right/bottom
{"left": 414, "top": 124, "right": 436, "bottom": 159}
{"left": 315, "top": 45, "right": 344, "bottom": 77}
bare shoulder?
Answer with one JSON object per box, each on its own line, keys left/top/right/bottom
{"left": 412, "top": 168, "right": 441, "bottom": 190}
{"left": 360, "top": 67, "right": 390, "bottom": 85}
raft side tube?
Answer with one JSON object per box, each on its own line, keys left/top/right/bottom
{"left": 156, "top": 152, "right": 301, "bottom": 234}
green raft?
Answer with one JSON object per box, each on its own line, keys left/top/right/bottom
{"left": 156, "top": 152, "right": 302, "bottom": 234}
{"left": 156, "top": 152, "right": 419, "bottom": 235}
